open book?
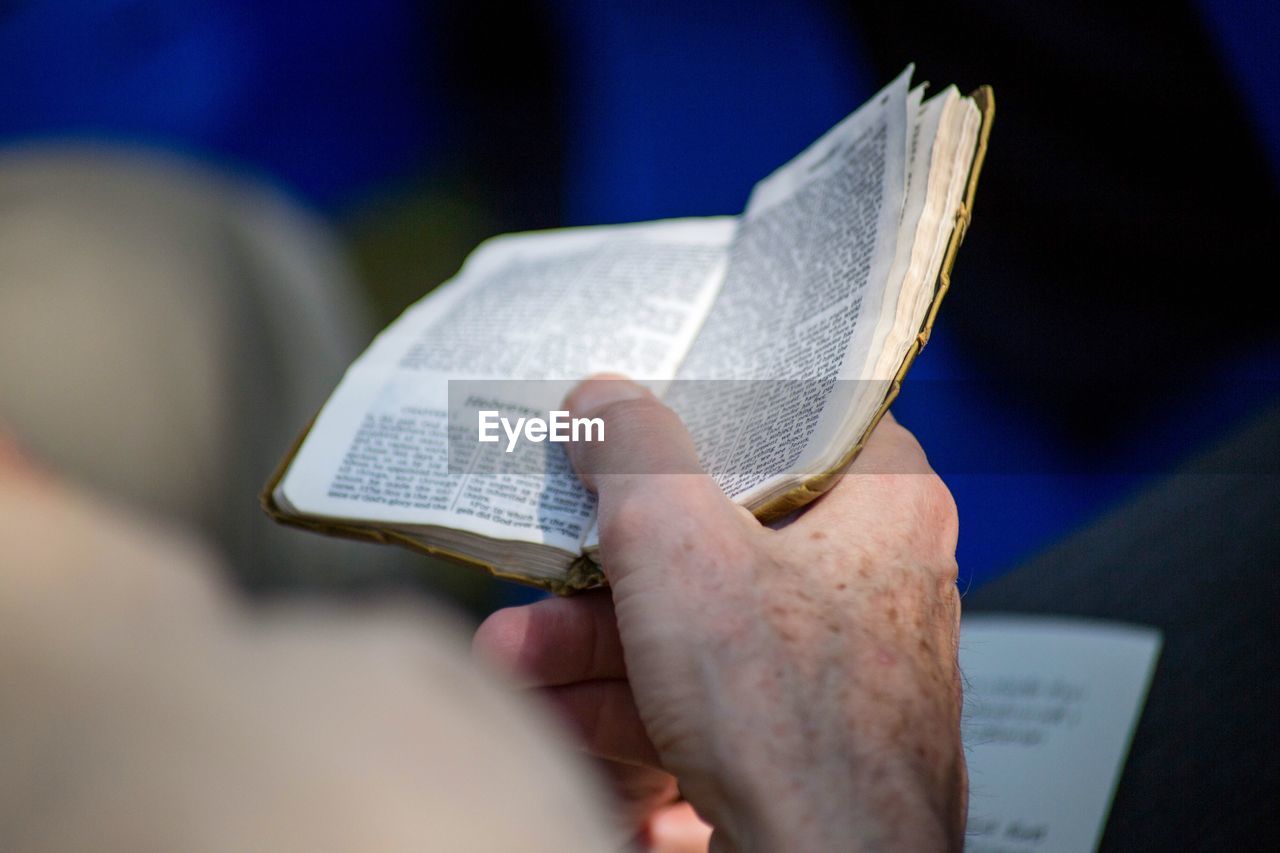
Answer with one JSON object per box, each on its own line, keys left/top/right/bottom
{"left": 264, "top": 67, "right": 993, "bottom": 593}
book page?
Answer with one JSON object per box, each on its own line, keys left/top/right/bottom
{"left": 663, "top": 68, "right": 913, "bottom": 502}
{"left": 859, "top": 86, "right": 953, "bottom": 381}
{"left": 864, "top": 88, "right": 980, "bottom": 384}
{"left": 960, "top": 616, "right": 1162, "bottom": 853}
{"left": 279, "top": 219, "right": 734, "bottom": 552}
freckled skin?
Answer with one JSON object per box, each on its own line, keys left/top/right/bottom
{"left": 632, "top": 470, "right": 965, "bottom": 852}
{"left": 476, "top": 383, "right": 966, "bottom": 852}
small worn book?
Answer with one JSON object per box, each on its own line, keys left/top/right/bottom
{"left": 263, "top": 67, "right": 993, "bottom": 593}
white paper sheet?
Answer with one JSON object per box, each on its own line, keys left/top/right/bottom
{"left": 960, "top": 615, "right": 1162, "bottom": 853}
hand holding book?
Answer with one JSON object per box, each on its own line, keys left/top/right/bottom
{"left": 475, "top": 376, "right": 966, "bottom": 851}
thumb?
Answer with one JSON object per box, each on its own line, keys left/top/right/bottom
{"left": 563, "top": 376, "right": 751, "bottom": 584}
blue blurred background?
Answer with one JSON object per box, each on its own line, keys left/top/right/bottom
{"left": 4, "top": 0, "right": 1276, "bottom": 597}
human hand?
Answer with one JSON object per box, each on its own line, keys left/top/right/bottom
{"left": 0, "top": 460, "right": 616, "bottom": 852}
{"left": 474, "top": 378, "right": 966, "bottom": 852}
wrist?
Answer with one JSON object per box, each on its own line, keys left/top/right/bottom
{"left": 704, "top": 747, "right": 960, "bottom": 852}
{"left": 681, "top": 672, "right": 966, "bottom": 853}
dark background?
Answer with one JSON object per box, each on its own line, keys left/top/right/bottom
{"left": 3, "top": 0, "right": 1276, "bottom": 596}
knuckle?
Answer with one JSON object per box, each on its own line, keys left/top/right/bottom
{"left": 914, "top": 473, "right": 960, "bottom": 564}
{"left": 915, "top": 472, "right": 957, "bottom": 527}
{"left": 878, "top": 416, "right": 930, "bottom": 466}
{"left": 867, "top": 471, "right": 958, "bottom": 576}
{"left": 600, "top": 488, "right": 658, "bottom": 547}
{"left": 934, "top": 554, "right": 961, "bottom": 589}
